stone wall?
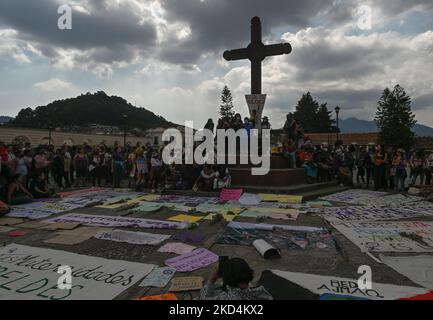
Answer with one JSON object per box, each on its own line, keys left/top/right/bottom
{"left": 0, "top": 127, "right": 153, "bottom": 147}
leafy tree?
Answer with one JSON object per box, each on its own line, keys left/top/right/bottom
{"left": 374, "top": 84, "right": 416, "bottom": 149}
{"left": 219, "top": 85, "right": 235, "bottom": 120}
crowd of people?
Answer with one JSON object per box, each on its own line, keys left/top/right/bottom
{"left": 2, "top": 113, "right": 433, "bottom": 206}
{"left": 205, "top": 112, "right": 271, "bottom": 132}
{"left": 0, "top": 140, "right": 233, "bottom": 206}
{"left": 279, "top": 114, "right": 433, "bottom": 191}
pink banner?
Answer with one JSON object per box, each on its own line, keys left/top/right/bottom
{"left": 59, "top": 188, "right": 107, "bottom": 198}
{"left": 220, "top": 188, "right": 243, "bottom": 201}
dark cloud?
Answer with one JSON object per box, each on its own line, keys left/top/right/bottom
{"left": 158, "top": 0, "right": 338, "bottom": 64}
{"left": 376, "top": 0, "right": 433, "bottom": 15}
{"left": 0, "top": 0, "right": 156, "bottom": 63}
{"left": 413, "top": 92, "right": 433, "bottom": 111}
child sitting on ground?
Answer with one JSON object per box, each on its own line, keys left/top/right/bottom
{"left": 7, "top": 174, "right": 33, "bottom": 205}
{"left": 29, "top": 172, "right": 55, "bottom": 198}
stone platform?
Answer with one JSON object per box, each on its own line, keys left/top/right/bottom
{"left": 228, "top": 155, "right": 307, "bottom": 187}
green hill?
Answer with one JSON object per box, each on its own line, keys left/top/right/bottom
{"left": 12, "top": 91, "right": 174, "bottom": 129}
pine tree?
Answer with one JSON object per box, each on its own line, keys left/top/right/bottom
{"left": 315, "top": 103, "right": 335, "bottom": 133}
{"left": 219, "top": 85, "right": 235, "bottom": 120}
{"left": 375, "top": 84, "right": 416, "bottom": 149}
{"left": 293, "top": 92, "right": 319, "bottom": 133}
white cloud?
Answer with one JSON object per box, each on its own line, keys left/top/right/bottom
{"left": 33, "top": 78, "right": 73, "bottom": 92}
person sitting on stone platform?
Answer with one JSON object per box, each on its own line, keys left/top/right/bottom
{"left": 193, "top": 164, "right": 219, "bottom": 192}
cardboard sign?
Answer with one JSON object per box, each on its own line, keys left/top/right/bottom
{"left": 44, "top": 227, "right": 105, "bottom": 245}
{"left": 15, "top": 221, "right": 50, "bottom": 229}
{"left": 158, "top": 242, "right": 196, "bottom": 255}
{"left": 165, "top": 248, "right": 218, "bottom": 272}
{"left": 0, "top": 244, "right": 155, "bottom": 300}
{"left": 41, "top": 222, "right": 81, "bottom": 230}
{"left": 169, "top": 277, "right": 204, "bottom": 292}
{"left": 0, "top": 218, "right": 27, "bottom": 226}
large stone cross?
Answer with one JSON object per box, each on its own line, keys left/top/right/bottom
{"left": 223, "top": 16, "right": 292, "bottom": 95}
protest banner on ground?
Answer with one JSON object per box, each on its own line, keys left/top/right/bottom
{"left": 129, "top": 203, "right": 163, "bottom": 213}
{"left": 7, "top": 201, "right": 83, "bottom": 219}
{"left": 139, "top": 267, "right": 176, "bottom": 288}
{"left": 380, "top": 255, "right": 433, "bottom": 289}
{"left": 239, "top": 207, "right": 300, "bottom": 220}
{"left": 45, "top": 213, "right": 186, "bottom": 230}
{"left": 165, "top": 248, "right": 218, "bottom": 272}
{"left": 322, "top": 205, "right": 433, "bottom": 223}
{"left": 320, "top": 189, "right": 388, "bottom": 204}
{"left": 0, "top": 244, "right": 155, "bottom": 300}
{"left": 157, "top": 195, "right": 219, "bottom": 205}
{"left": 94, "top": 229, "right": 170, "bottom": 245}
{"left": 216, "top": 223, "right": 335, "bottom": 250}
{"left": 238, "top": 193, "right": 262, "bottom": 205}
{"left": 367, "top": 193, "right": 424, "bottom": 207}
{"left": 258, "top": 194, "right": 303, "bottom": 204}
{"left": 270, "top": 270, "right": 428, "bottom": 300}
{"left": 331, "top": 221, "right": 433, "bottom": 252}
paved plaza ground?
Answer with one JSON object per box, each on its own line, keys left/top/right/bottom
{"left": 1, "top": 185, "right": 432, "bottom": 300}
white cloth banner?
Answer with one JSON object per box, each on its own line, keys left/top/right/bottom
{"left": 45, "top": 213, "right": 186, "bottom": 230}
{"left": 380, "top": 255, "right": 433, "bottom": 289}
{"left": 95, "top": 229, "right": 170, "bottom": 245}
{"left": 7, "top": 201, "right": 83, "bottom": 219}
{"left": 332, "top": 221, "right": 433, "bottom": 252}
{"left": 320, "top": 189, "right": 388, "bottom": 204}
{"left": 271, "top": 270, "right": 428, "bottom": 300}
{"left": 0, "top": 244, "right": 155, "bottom": 300}
{"left": 322, "top": 205, "right": 433, "bottom": 222}
{"left": 367, "top": 194, "right": 424, "bottom": 206}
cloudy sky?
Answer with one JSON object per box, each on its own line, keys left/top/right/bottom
{"left": 1, "top": 0, "right": 433, "bottom": 128}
